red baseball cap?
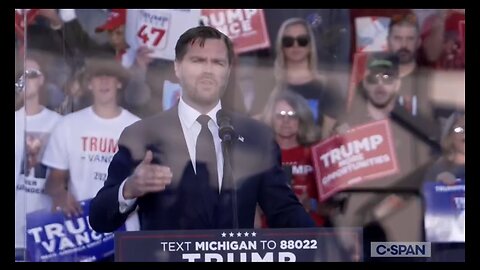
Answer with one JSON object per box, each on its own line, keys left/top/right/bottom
{"left": 95, "top": 9, "right": 126, "bottom": 33}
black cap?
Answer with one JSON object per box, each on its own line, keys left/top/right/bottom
{"left": 366, "top": 52, "right": 400, "bottom": 76}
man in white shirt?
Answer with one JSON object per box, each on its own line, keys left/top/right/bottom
{"left": 42, "top": 59, "right": 140, "bottom": 231}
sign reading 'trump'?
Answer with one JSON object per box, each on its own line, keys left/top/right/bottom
{"left": 26, "top": 199, "right": 125, "bottom": 262}
{"left": 201, "top": 9, "right": 270, "bottom": 54}
{"left": 115, "top": 228, "right": 362, "bottom": 262}
{"left": 312, "top": 120, "right": 399, "bottom": 201}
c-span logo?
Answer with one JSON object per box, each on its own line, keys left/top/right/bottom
{"left": 371, "top": 242, "right": 431, "bottom": 257}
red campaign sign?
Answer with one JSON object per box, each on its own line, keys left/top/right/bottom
{"left": 346, "top": 52, "right": 368, "bottom": 112}
{"left": 201, "top": 9, "right": 270, "bottom": 54}
{"left": 312, "top": 120, "right": 399, "bottom": 202}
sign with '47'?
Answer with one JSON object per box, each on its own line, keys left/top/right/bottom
{"left": 137, "top": 24, "right": 167, "bottom": 49}
{"left": 126, "top": 9, "right": 201, "bottom": 61}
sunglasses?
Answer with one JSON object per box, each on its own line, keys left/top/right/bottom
{"left": 365, "top": 73, "right": 397, "bottom": 85}
{"left": 24, "top": 69, "right": 43, "bottom": 78}
{"left": 15, "top": 69, "right": 43, "bottom": 93}
{"left": 453, "top": 126, "right": 465, "bottom": 134}
{"left": 275, "top": 110, "right": 297, "bottom": 119}
{"left": 282, "top": 35, "right": 309, "bottom": 48}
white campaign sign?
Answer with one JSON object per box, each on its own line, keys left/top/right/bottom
{"left": 126, "top": 9, "right": 201, "bottom": 61}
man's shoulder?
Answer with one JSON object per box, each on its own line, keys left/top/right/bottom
{"left": 57, "top": 107, "right": 90, "bottom": 125}
{"left": 117, "top": 109, "right": 178, "bottom": 161}
{"left": 230, "top": 112, "right": 274, "bottom": 146}
{"left": 121, "top": 108, "right": 176, "bottom": 139}
{"left": 232, "top": 112, "right": 271, "bottom": 133}
{"left": 128, "top": 108, "right": 175, "bottom": 128}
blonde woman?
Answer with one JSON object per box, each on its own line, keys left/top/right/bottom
{"left": 266, "top": 17, "right": 343, "bottom": 139}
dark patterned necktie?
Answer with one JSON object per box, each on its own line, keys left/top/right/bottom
{"left": 196, "top": 115, "right": 219, "bottom": 193}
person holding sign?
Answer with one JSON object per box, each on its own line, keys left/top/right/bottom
{"left": 89, "top": 26, "right": 315, "bottom": 232}
{"left": 41, "top": 9, "right": 154, "bottom": 117}
{"left": 330, "top": 52, "right": 433, "bottom": 250}
{"left": 42, "top": 59, "right": 140, "bottom": 228}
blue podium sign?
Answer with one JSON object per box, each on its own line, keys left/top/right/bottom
{"left": 115, "top": 227, "right": 362, "bottom": 262}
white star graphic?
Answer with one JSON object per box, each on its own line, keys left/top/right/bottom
{"left": 221, "top": 232, "right": 226, "bottom": 237}
{"left": 229, "top": 232, "right": 234, "bottom": 237}
{"left": 244, "top": 232, "right": 249, "bottom": 237}
{"left": 237, "top": 232, "right": 242, "bottom": 237}
{"left": 251, "top": 232, "right": 257, "bottom": 237}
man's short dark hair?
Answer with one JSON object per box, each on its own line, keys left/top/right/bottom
{"left": 388, "top": 13, "right": 420, "bottom": 35}
{"left": 175, "top": 26, "right": 235, "bottom": 65}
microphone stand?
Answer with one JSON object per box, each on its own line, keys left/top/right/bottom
{"left": 222, "top": 137, "right": 239, "bottom": 229}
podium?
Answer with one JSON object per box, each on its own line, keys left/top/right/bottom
{"left": 115, "top": 227, "right": 363, "bottom": 262}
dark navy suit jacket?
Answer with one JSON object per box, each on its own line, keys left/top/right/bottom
{"left": 89, "top": 105, "right": 314, "bottom": 232}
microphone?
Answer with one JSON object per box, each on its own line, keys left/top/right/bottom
{"left": 216, "top": 109, "right": 235, "bottom": 143}
{"left": 216, "top": 109, "right": 238, "bottom": 229}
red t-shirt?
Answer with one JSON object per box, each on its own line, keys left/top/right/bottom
{"left": 282, "top": 146, "right": 317, "bottom": 199}
{"left": 260, "top": 146, "right": 326, "bottom": 227}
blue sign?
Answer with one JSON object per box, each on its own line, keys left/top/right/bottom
{"left": 26, "top": 199, "right": 125, "bottom": 262}
{"left": 423, "top": 180, "right": 465, "bottom": 243}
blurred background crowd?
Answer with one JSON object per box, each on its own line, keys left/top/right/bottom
{"left": 15, "top": 9, "right": 465, "bottom": 262}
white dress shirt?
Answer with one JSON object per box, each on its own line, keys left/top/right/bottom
{"left": 118, "top": 97, "right": 224, "bottom": 213}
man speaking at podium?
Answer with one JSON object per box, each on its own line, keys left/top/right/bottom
{"left": 89, "top": 26, "right": 315, "bottom": 231}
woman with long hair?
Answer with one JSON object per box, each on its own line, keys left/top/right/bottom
{"left": 265, "top": 17, "right": 344, "bottom": 139}
{"left": 259, "top": 91, "right": 327, "bottom": 227}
